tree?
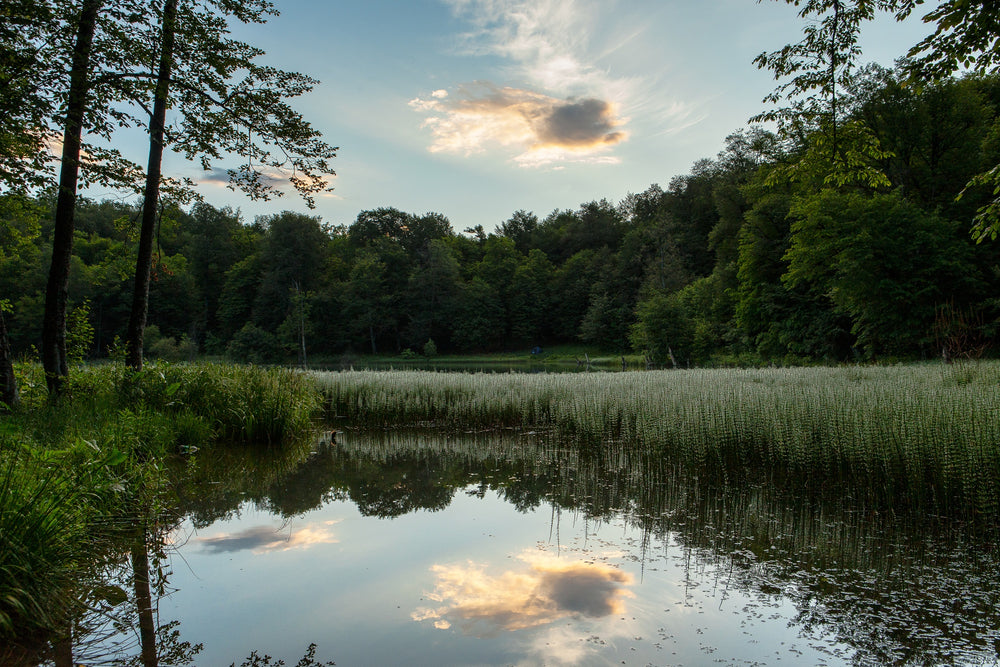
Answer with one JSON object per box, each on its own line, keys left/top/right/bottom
{"left": 0, "top": 303, "right": 17, "bottom": 411}
{"left": 344, "top": 250, "right": 393, "bottom": 355}
{"left": 784, "top": 190, "right": 976, "bottom": 357}
{"left": 473, "top": 237, "right": 522, "bottom": 347}
{"left": 348, "top": 207, "right": 452, "bottom": 253}
{"left": 124, "top": 0, "right": 338, "bottom": 370}
{"left": 125, "top": 0, "right": 177, "bottom": 370}
{"left": 32, "top": 0, "right": 162, "bottom": 394}
{"left": 498, "top": 210, "right": 539, "bottom": 254}
{"left": 510, "top": 248, "right": 555, "bottom": 344}
{"left": 181, "top": 203, "right": 249, "bottom": 343}
{"left": 0, "top": 0, "right": 57, "bottom": 192}
{"left": 754, "top": 1, "right": 900, "bottom": 147}
{"left": 758, "top": 0, "right": 1000, "bottom": 238}
{"left": 42, "top": 0, "right": 105, "bottom": 396}
{"left": 405, "top": 239, "right": 461, "bottom": 349}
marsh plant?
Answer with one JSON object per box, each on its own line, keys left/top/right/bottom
{"left": 315, "top": 363, "right": 1000, "bottom": 520}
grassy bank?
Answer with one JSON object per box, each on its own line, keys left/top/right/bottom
{"left": 0, "top": 362, "right": 320, "bottom": 653}
{"left": 310, "top": 344, "right": 642, "bottom": 371}
{"left": 315, "top": 362, "right": 1000, "bottom": 520}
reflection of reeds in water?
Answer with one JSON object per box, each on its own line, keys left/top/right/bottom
{"left": 334, "top": 430, "right": 1000, "bottom": 666}
{"left": 315, "top": 364, "right": 1000, "bottom": 520}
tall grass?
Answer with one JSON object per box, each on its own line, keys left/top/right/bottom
{"left": 314, "top": 363, "right": 1000, "bottom": 519}
{"left": 0, "top": 454, "right": 84, "bottom": 637}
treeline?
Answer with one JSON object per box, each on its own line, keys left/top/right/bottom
{"left": 3, "top": 65, "right": 1000, "bottom": 365}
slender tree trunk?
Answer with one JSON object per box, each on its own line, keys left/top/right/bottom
{"left": 42, "top": 0, "right": 102, "bottom": 397}
{"left": 126, "top": 0, "right": 177, "bottom": 371}
{"left": 52, "top": 630, "right": 73, "bottom": 667}
{"left": 0, "top": 310, "right": 18, "bottom": 411}
{"left": 131, "top": 529, "right": 158, "bottom": 667}
{"left": 294, "top": 281, "right": 308, "bottom": 368}
{"left": 829, "top": 0, "right": 840, "bottom": 160}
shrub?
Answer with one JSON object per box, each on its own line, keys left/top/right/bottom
{"left": 227, "top": 323, "right": 285, "bottom": 363}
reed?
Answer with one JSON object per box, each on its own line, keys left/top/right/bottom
{"left": 314, "top": 363, "right": 1000, "bottom": 519}
{"left": 0, "top": 453, "right": 85, "bottom": 638}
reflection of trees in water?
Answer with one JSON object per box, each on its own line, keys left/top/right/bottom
{"left": 52, "top": 428, "right": 1000, "bottom": 665}
{"left": 38, "top": 520, "right": 202, "bottom": 667}
{"left": 317, "top": 430, "right": 1000, "bottom": 666}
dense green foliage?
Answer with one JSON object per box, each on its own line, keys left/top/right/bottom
{"left": 316, "top": 362, "right": 1000, "bottom": 521}
{"left": 3, "top": 66, "right": 999, "bottom": 366}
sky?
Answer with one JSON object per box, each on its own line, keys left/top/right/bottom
{"left": 137, "top": 0, "right": 935, "bottom": 233}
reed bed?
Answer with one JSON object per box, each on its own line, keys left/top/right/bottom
{"left": 314, "top": 363, "right": 1000, "bottom": 519}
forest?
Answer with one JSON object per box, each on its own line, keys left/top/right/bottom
{"left": 3, "top": 63, "right": 1000, "bottom": 367}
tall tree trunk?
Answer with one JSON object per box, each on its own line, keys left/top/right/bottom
{"left": 0, "top": 310, "right": 18, "bottom": 411}
{"left": 52, "top": 629, "right": 73, "bottom": 667}
{"left": 42, "top": 0, "right": 102, "bottom": 397}
{"left": 131, "top": 529, "right": 158, "bottom": 667}
{"left": 126, "top": 0, "right": 177, "bottom": 371}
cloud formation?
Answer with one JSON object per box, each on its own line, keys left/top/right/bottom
{"left": 195, "top": 521, "right": 339, "bottom": 554}
{"left": 410, "top": 83, "right": 626, "bottom": 167}
{"left": 411, "top": 551, "right": 634, "bottom": 637}
{"left": 407, "top": 0, "right": 646, "bottom": 167}
{"left": 447, "top": 0, "right": 618, "bottom": 96}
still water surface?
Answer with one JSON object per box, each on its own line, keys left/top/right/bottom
{"left": 74, "top": 430, "right": 1000, "bottom": 666}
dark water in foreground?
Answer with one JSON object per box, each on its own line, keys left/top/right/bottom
{"left": 51, "top": 430, "right": 1000, "bottom": 666}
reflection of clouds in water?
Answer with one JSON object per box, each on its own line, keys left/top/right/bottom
{"left": 412, "top": 551, "right": 633, "bottom": 637}
{"left": 195, "top": 521, "right": 340, "bottom": 554}
{"left": 525, "top": 625, "right": 597, "bottom": 666}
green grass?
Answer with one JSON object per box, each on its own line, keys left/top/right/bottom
{"left": 311, "top": 344, "right": 640, "bottom": 370}
{"left": 314, "top": 362, "right": 1000, "bottom": 520}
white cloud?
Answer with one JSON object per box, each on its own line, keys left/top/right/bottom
{"left": 410, "top": 82, "right": 627, "bottom": 167}
{"left": 417, "top": 0, "right": 703, "bottom": 166}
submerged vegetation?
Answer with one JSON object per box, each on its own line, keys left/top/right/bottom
{"left": 0, "top": 362, "right": 320, "bottom": 660}
{"left": 317, "top": 362, "right": 1000, "bottom": 522}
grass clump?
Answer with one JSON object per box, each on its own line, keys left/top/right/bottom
{"left": 0, "top": 453, "right": 85, "bottom": 638}
{"left": 313, "top": 362, "right": 1000, "bottom": 522}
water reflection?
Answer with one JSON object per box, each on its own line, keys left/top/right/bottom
{"left": 194, "top": 521, "right": 340, "bottom": 554}
{"left": 35, "top": 428, "right": 1000, "bottom": 665}
{"left": 413, "top": 551, "right": 634, "bottom": 635}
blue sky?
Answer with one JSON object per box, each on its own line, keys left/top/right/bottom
{"left": 149, "top": 0, "right": 933, "bottom": 232}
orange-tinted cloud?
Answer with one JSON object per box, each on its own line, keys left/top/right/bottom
{"left": 409, "top": 83, "right": 627, "bottom": 167}
{"left": 411, "top": 551, "right": 634, "bottom": 637}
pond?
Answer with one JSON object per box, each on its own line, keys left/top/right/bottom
{"left": 51, "top": 429, "right": 1000, "bottom": 666}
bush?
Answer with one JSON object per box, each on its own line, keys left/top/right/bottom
{"left": 149, "top": 333, "right": 198, "bottom": 362}
{"left": 226, "top": 323, "right": 285, "bottom": 363}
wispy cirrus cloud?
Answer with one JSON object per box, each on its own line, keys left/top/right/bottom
{"left": 447, "top": 0, "right": 623, "bottom": 97}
